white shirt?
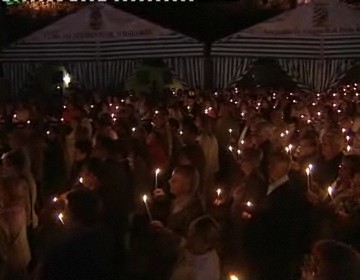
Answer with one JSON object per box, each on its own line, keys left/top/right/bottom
{"left": 267, "top": 175, "right": 289, "bottom": 195}
{"left": 171, "top": 249, "right": 220, "bottom": 280}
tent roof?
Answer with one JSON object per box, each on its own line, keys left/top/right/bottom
{"left": 212, "top": 0, "right": 360, "bottom": 58}
{"left": 1, "top": 4, "right": 203, "bottom": 62}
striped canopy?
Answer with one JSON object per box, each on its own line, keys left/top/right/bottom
{"left": 212, "top": 0, "right": 360, "bottom": 91}
{"left": 1, "top": 3, "right": 203, "bottom": 61}
{"left": 1, "top": 4, "right": 204, "bottom": 94}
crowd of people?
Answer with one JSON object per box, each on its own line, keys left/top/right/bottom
{"left": 0, "top": 84, "right": 359, "bottom": 280}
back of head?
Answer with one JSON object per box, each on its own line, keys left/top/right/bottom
{"left": 66, "top": 188, "right": 101, "bottom": 227}
{"left": 188, "top": 215, "right": 219, "bottom": 249}
{"left": 313, "top": 240, "right": 360, "bottom": 280}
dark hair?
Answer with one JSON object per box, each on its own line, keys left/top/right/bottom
{"left": 2, "top": 149, "right": 27, "bottom": 172}
{"left": 75, "top": 140, "right": 93, "bottom": 157}
{"left": 313, "top": 240, "right": 360, "bottom": 280}
{"left": 182, "top": 118, "right": 198, "bottom": 135}
{"left": 82, "top": 158, "right": 104, "bottom": 182}
{"left": 66, "top": 188, "right": 100, "bottom": 226}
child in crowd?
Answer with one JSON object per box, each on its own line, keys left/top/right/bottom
{"left": 170, "top": 215, "right": 221, "bottom": 280}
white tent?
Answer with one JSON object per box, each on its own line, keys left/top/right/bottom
{"left": 212, "top": 0, "right": 360, "bottom": 91}
{"left": 1, "top": 4, "right": 204, "bottom": 95}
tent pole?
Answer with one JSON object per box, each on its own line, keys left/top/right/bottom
{"left": 204, "top": 43, "right": 213, "bottom": 90}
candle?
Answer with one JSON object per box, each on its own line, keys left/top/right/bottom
{"left": 46, "top": 130, "right": 50, "bottom": 135}
{"left": 58, "top": 213, "right": 65, "bottom": 225}
{"left": 346, "top": 135, "right": 350, "bottom": 142}
{"left": 305, "top": 164, "right": 313, "bottom": 189}
{"left": 246, "top": 201, "right": 253, "bottom": 208}
{"left": 342, "top": 128, "right": 346, "bottom": 134}
{"left": 132, "top": 127, "right": 136, "bottom": 133}
{"left": 237, "top": 149, "right": 241, "bottom": 159}
{"left": 215, "top": 188, "right": 222, "bottom": 205}
{"left": 90, "top": 104, "right": 94, "bottom": 109}
{"left": 60, "top": 118, "right": 64, "bottom": 122}
{"left": 13, "top": 114, "right": 17, "bottom": 119}
{"left": 228, "top": 146, "right": 233, "bottom": 152}
{"left": 280, "top": 133, "right": 285, "bottom": 138}
{"left": 327, "top": 186, "right": 334, "bottom": 198}
{"left": 78, "top": 177, "right": 84, "bottom": 184}
{"left": 229, "top": 128, "right": 233, "bottom": 139}
{"left": 142, "top": 195, "right": 153, "bottom": 221}
{"left": 155, "top": 168, "right": 161, "bottom": 189}
{"left": 229, "top": 274, "right": 239, "bottom": 280}
{"left": 52, "top": 197, "right": 58, "bottom": 203}
{"left": 179, "top": 130, "right": 183, "bottom": 136}
{"left": 26, "top": 120, "right": 31, "bottom": 125}
{"left": 346, "top": 145, "right": 352, "bottom": 153}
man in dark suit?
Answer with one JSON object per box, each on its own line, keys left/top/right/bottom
{"left": 246, "top": 152, "right": 312, "bottom": 280}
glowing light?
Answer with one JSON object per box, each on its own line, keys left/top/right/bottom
{"left": 280, "top": 133, "right": 285, "bottom": 138}
{"left": 229, "top": 275, "right": 239, "bottom": 280}
{"left": 52, "top": 197, "right": 58, "bottom": 203}
{"left": 58, "top": 213, "right": 64, "bottom": 225}
{"left": 63, "top": 73, "right": 71, "bottom": 87}
{"left": 216, "top": 188, "right": 222, "bottom": 196}
{"left": 327, "top": 186, "right": 334, "bottom": 197}
{"left": 228, "top": 146, "right": 233, "bottom": 152}
{"left": 78, "top": 177, "right": 83, "bottom": 184}
{"left": 26, "top": 120, "right": 31, "bottom": 125}
{"left": 346, "top": 145, "right": 352, "bottom": 152}
{"left": 132, "top": 127, "right": 136, "bottom": 133}
{"left": 246, "top": 201, "right": 253, "bottom": 207}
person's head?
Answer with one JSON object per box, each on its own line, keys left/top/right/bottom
{"left": 298, "top": 134, "right": 319, "bottom": 160}
{"left": 152, "top": 109, "right": 167, "bottom": 129}
{"left": 0, "top": 176, "right": 24, "bottom": 207}
{"left": 74, "top": 140, "right": 93, "bottom": 162}
{"left": 65, "top": 188, "right": 101, "bottom": 227}
{"left": 1, "top": 149, "right": 28, "bottom": 177}
{"left": 253, "top": 121, "right": 274, "bottom": 146}
{"left": 169, "top": 165, "right": 199, "bottom": 197}
{"left": 338, "top": 155, "right": 360, "bottom": 183}
{"left": 304, "top": 240, "right": 360, "bottom": 280}
{"left": 93, "top": 136, "right": 117, "bottom": 160}
{"left": 268, "top": 152, "right": 291, "bottom": 183}
{"left": 9, "top": 129, "right": 27, "bottom": 149}
{"left": 80, "top": 158, "right": 104, "bottom": 190}
{"left": 339, "top": 116, "right": 354, "bottom": 131}
{"left": 240, "top": 148, "right": 263, "bottom": 176}
{"left": 186, "top": 216, "right": 219, "bottom": 255}
{"left": 182, "top": 118, "right": 199, "bottom": 145}
{"left": 321, "top": 132, "right": 343, "bottom": 160}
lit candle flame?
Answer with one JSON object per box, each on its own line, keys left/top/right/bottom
{"left": 342, "top": 128, "right": 346, "bottom": 133}
{"left": 229, "top": 274, "right": 239, "bottom": 280}
{"left": 78, "top": 177, "right": 83, "bottom": 184}
{"left": 246, "top": 201, "right": 253, "bottom": 207}
{"left": 280, "top": 133, "right": 285, "bottom": 138}
{"left": 317, "top": 112, "right": 321, "bottom": 117}
{"left": 305, "top": 167, "right": 310, "bottom": 176}
{"left": 60, "top": 118, "right": 64, "bottom": 122}
{"left": 285, "top": 130, "right": 289, "bottom": 135}
{"left": 346, "top": 145, "right": 352, "bottom": 152}
{"left": 53, "top": 197, "right": 58, "bottom": 202}
{"left": 142, "top": 195, "right": 148, "bottom": 203}
{"left": 346, "top": 135, "right": 350, "bottom": 142}
{"left": 216, "top": 188, "right": 222, "bottom": 197}
{"left": 27, "top": 120, "right": 31, "bottom": 124}
{"left": 240, "top": 140, "right": 244, "bottom": 145}
{"left": 58, "top": 213, "right": 64, "bottom": 225}
{"left": 327, "top": 186, "right": 334, "bottom": 197}
{"left": 155, "top": 168, "right": 161, "bottom": 176}
{"left": 46, "top": 130, "right": 50, "bottom": 135}
{"left": 13, "top": 114, "right": 17, "bottom": 119}
{"left": 228, "top": 146, "right": 233, "bottom": 152}
{"left": 237, "top": 149, "right": 241, "bottom": 155}
{"left": 179, "top": 130, "right": 183, "bottom": 135}
{"left": 132, "top": 127, "right": 136, "bottom": 133}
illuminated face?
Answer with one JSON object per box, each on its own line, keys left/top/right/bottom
{"left": 168, "top": 171, "right": 189, "bottom": 196}
{"left": 80, "top": 168, "right": 98, "bottom": 190}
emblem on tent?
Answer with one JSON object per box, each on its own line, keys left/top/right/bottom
{"left": 89, "top": 6, "right": 103, "bottom": 30}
